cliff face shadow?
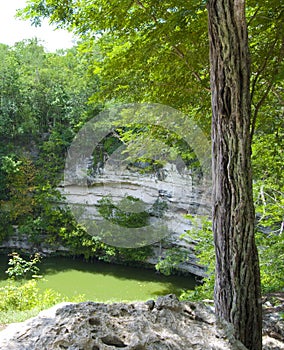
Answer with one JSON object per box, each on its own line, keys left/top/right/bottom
{"left": 0, "top": 255, "right": 197, "bottom": 297}
{"left": 39, "top": 256, "right": 196, "bottom": 290}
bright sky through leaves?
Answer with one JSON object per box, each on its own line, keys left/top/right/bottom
{"left": 0, "top": 0, "right": 75, "bottom": 51}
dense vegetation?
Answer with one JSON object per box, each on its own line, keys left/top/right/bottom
{"left": 0, "top": 39, "right": 282, "bottom": 291}
{"left": 0, "top": 1, "right": 283, "bottom": 331}
{"left": 0, "top": 39, "right": 152, "bottom": 265}
{"left": 0, "top": 252, "right": 84, "bottom": 323}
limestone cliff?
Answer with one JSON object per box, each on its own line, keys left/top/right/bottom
{"left": 62, "top": 160, "right": 212, "bottom": 277}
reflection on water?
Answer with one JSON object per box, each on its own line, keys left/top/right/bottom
{"left": 0, "top": 255, "right": 196, "bottom": 301}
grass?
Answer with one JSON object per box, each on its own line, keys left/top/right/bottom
{"left": 0, "top": 308, "right": 43, "bottom": 324}
{"left": 0, "top": 279, "right": 86, "bottom": 325}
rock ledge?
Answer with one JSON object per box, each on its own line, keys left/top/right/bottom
{"left": 0, "top": 294, "right": 283, "bottom": 350}
{"left": 0, "top": 295, "right": 248, "bottom": 350}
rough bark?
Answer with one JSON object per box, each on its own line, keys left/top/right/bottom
{"left": 207, "top": 1, "right": 262, "bottom": 349}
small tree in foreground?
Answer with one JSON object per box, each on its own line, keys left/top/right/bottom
{"left": 5, "top": 252, "right": 41, "bottom": 280}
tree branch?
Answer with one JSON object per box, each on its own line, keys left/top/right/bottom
{"left": 247, "top": 7, "right": 261, "bottom": 27}
{"left": 250, "top": 36, "right": 284, "bottom": 138}
{"left": 134, "top": 0, "right": 210, "bottom": 89}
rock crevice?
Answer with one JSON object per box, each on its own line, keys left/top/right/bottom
{"left": 0, "top": 295, "right": 248, "bottom": 350}
{"left": 0, "top": 294, "right": 283, "bottom": 350}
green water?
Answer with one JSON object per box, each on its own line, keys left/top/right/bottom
{"left": 0, "top": 255, "right": 196, "bottom": 302}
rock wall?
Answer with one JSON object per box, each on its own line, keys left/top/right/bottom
{"left": 62, "top": 161, "right": 211, "bottom": 277}
{"left": 0, "top": 232, "right": 70, "bottom": 256}
{"left": 0, "top": 162, "right": 210, "bottom": 277}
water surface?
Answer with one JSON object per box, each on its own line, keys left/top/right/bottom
{"left": 0, "top": 255, "right": 196, "bottom": 302}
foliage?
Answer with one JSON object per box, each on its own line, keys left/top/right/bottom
{"left": 1, "top": 156, "right": 37, "bottom": 223}
{"left": 256, "top": 231, "right": 284, "bottom": 293}
{"left": 0, "top": 278, "right": 84, "bottom": 323}
{"left": 0, "top": 251, "right": 85, "bottom": 323}
{"left": 117, "top": 124, "right": 203, "bottom": 179}
{"left": 179, "top": 212, "right": 284, "bottom": 302}
{"left": 0, "top": 279, "right": 49, "bottom": 312}
{"left": 155, "top": 247, "right": 189, "bottom": 276}
{"left": 252, "top": 119, "right": 284, "bottom": 293}
{"left": 0, "top": 2, "right": 281, "bottom": 305}
{"left": 252, "top": 129, "right": 284, "bottom": 236}
{"left": 5, "top": 252, "right": 41, "bottom": 280}
{"left": 96, "top": 195, "right": 168, "bottom": 257}
{"left": 18, "top": 1, "right": 283, "bottom": 135}
{"left": 254, "top": 182, "right": 284, "bottom": 234}
{"left": 54, "top": 207, "right": 153, "bottom": 263}
{"left": 178, "top": 120, "right": 284, "bottom": 300}
{"left": 36, "top": 127, "right": 75, "bottom": 184}
{"left": 97, "top": 195, "right": 150, "bottom": 228}
{"left": 91, "top": 133, "right": 123, "bottom": 171}
{"left": 0, "top": 40, "right": 105, "bottom": 263}
{"left": 179, "top": 216, "right": 215, "bottom": 301}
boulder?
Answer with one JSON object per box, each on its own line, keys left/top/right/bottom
{"left": 0, "top": 295, "right": 248, "bottom": 350}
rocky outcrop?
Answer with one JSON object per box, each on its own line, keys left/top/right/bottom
{"left": 0, "top": 163, "right": 210, "bottom": 277}
{"left": 62, "top": 161, "right": 211, "bottom": 277}
{"left": 262, "top": 292, "right": 284, "bottom": 349}
{"left": 0, "top": 232, "right": 70, "bottom": 256}
{"left": 0, "top": 161, "right": 210, "bottom": 277}
{"left": 0, "top": 295, "right": 248, "bottom": 350}
{"left": 0, "top": 295, "right": 283, "bottom": 350}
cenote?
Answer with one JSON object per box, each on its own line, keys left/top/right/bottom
{"left": 0, "top": 255, "right": 197, "bottom": 302}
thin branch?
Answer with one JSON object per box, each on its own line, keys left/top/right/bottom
{"left": 250, "top": 6, "right": 284, "bottom": 137}
{"left": 280, "top": 221, "right": 284, "bottom": 235}
{"left": 251, "top": 80, "right": 274, "bottom": 138}
{"left": 250, "top": 51, "right": 271, "bottom": 102}
{"left": 260, "top": 185, "right": 267, "bottom": 212}
{"left": 250, "top": 33, "right": 279, "bottom": 102}
{"left": 247, "top": 7, "right": 261, "bottom": 27}
{"left": 134, "top": 0, "right": 209, "bottom": 88}
{"left": 271, "top": 87, "right": 284, "bottom": 106}
{"left": 250, "top": 36, "right": 284, "bottom": 138}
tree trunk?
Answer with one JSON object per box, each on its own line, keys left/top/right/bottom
{"left": 207, "top": 1, "right": 262, "bottom": 349}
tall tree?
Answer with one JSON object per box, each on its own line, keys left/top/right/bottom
{"left": 207, "top": 1, "right": 262, "bottom": 348}
{"left": 19, "top": 1, "right": 283, "bottom": 348}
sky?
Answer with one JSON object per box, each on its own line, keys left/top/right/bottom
{"left": 0, "top": 0, "right": 76, "bottom": 52}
